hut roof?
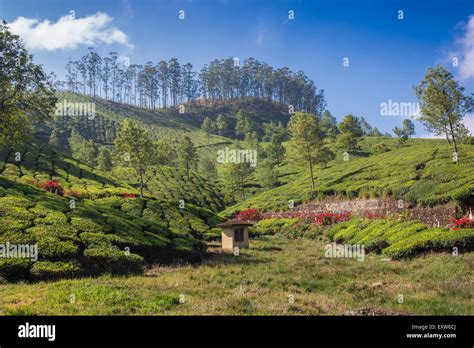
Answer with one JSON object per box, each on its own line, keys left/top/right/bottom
{"left": 217, "top": 219, "right": 254, "bottom": 228}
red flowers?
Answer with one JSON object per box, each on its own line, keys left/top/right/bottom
{"left": 449, "top": 217, "right": 474, "bottom": 229}
{"left": 38, "top": 180, "right": 64, "bottom": 196}
{"left": 245, "top": 209, "right": 351, "bottom": 226}
{"left": 123, "top": 193, "right": 137, "bottom": 199}
{"left": 236, "top": 208, "right": 262, "bottom": 222}
{"left": 313, "top": 212, "right": 351, "bottom": 225}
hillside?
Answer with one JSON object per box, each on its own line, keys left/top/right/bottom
{"left": 41, "top": 92, "right": 289, "bottom": 146}
{"left": 0, "top": 144, "right": 220, "bottom": 281}
{"left": 224, "top": 138, "right": 474, "bottom": 214}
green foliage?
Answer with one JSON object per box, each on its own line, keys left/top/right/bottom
{"left": 287, "top": 111, "right": 332, "bottom": 193}
{"left": 215, "top": 114, "right": 229, "bottom": 135}
{"left": 115, "top": 119, "right": 156, "bottom": 197}
{"left": 250, "top": 218, "right": 299, "bottom": 236}
{"left": 97, "top": 147, "right": 113, "bottom": 172}
{"left": 176, "top": 136, "right": 198, "bottom": 175}
{"left": 201, "top": 117, "right": 216, "bottom": 143}
{"left": 225, "top": 138, "right": 474, "bottom": 214}
{"left": 337, "top": 114, "right": 363, "bottom": 151}
{"left": 0, "top": 259, "right": 32, "bottom": 280}
{"left": 324, "top": 218, "right": 474, "bottom": 259}
{"left": 383, "top": 228, "right": 474, "bottom": 259}
{"left": 83, "top": 245, "right": 145, "bottom": 275}
{"left": 69, "top": 129, "right": 98, "bottom": 166}
{"left": 30, "top": 260, "right": 81, "bottom": 280}
{"left": 0, "top": 21, "right": 57, "bottom": 146}
{"left": 0, "top": 161, "right": 210, "bottom": 281}
{"left": 371, "top": 142, "right": 391, "bottom": 154}
{"left": 320, "top": 110, "right": 339, "bottom": 139}
{"left": 414, "top": 65, "right": 473, "bottom": 154}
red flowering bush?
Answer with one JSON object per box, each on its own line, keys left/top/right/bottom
{"left": 123, "top": 192, "right": 137, "bottom": 199}
{"left": 313, "top": 212, "right": 351, "bottom": 225}
{"left": 449, "top": 217, "right": 474, "bottom": 229}
{"left": 259, "top": 210, "right": 351, "bottom": 226}
{"left": 38, "top": 180, "right": 64, "bottom": 196}
{"left": 236, "top": 208, "right": 262, "bottom": 222}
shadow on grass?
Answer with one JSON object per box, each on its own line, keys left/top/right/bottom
{"left": 204, "top": 250, "right": 270, "bottom": 267}
{"left": 255, "top": 245, "right": 283, "bottom": 252}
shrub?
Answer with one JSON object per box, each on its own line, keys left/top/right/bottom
{"left": 27, "top": 225, "right": 79, "bottom": 258}
{"left": 172, "top": 236, "right": 205, "bottom": 253}
{"left": 203, "top": 228, "right": 221, "bottom": 241}
{"left": 0, "top": 196, "right": 34, "bottom": 209}
{"left": 64, "top": 189, "right": 87, "bottom": 199}
{"left": 236, "top": 208, "right": 262, "bottom": 222}
{"left": 79, "top": 232, "right": 132, "bottom": 248}
{"left": 0, "top": 259, "right": 32, "bottom": 280}
{"left": 70, "top": 217, "right": 106, "bottom": 234}
{"left": 38, "top": 180, "right": 64, "bottom": 196}
{"left": 33, "top": 211, "right": 68, "bottom": 226}
{"left": 313, "top": 212, "right": 351, "bottom": 225}
{"left": 449, "top": 217, "right": 474, "bottom": 229}
{"left": 121, "top": 199, "right": 144, "bottom": 216}
{"left": 383, "top": 228, "right": 474, "bottom": 259}
{"left": 30, "top": 260, "right": 81, "bottom": 280}
{"left": 83, "top": 245, "right": 145, "bottom": 275}
{"left": 0, "top": 216, "right": 33, "bottom": 234}
{"left": 250, "top": 218, "right": 299, "bottom": 236}
{"left": 333, "top": 219, "right": 370, "bottom": 242}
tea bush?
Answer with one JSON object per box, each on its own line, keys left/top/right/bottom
{"left": 325, "top": 219, "right": 474, "bottom": 259}
{"left": 30, "top": 260, "right": 82, "bottom": 280}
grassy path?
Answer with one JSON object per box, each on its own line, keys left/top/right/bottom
{"left": 0, "top": 237, "right": 472, "bottom": 315}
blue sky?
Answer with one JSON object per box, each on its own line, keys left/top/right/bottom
{"left": 1, "top": 0, "right": 474, "bottom": 136}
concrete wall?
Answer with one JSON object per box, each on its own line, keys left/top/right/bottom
{"left": 221, "top": 227, "right": 249, "bottom": 250}
{"left": 263, "top": 197, "right": 459, "bottom": 227}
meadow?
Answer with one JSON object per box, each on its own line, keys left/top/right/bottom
{"left": 0, "top": 237, "right": 471, "bottom": 315}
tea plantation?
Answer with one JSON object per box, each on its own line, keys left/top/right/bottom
{"left": 224, "top": 139, "right": 474, "bottom": 214}
{"left": 324, "top": 218, "right": 474, "bottom": 259}
{"left": 0, "top": 144, "right": 221, "bottom": 281}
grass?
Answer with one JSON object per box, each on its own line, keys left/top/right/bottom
{"left": 0, "top": 237, "right": 471, "bottom": 315}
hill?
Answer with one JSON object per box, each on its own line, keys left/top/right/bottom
{"left": 0, "top": 144, "right": 220, "bottom": 281}
{"left": 223, "top": 137, "right": 474, "bottom": 214}
{"left": 41, "top": 92, "right": 290, "bottom": 145}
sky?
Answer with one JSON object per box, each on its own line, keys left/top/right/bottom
{"left": 1, "top": 0, "right": 474, "bottom": 136}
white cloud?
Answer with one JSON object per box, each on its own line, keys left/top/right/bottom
{"left": 9, "top": 12, "right": 132, "bottom": 51}
{"left": 463, "top": 113, "right": 474, "bottom": 134}
{"left": 423, "top": 114, "right": 474, "bottom": 138}
{"left": 455, "top": 15, "right": 474, "bottom": 80}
